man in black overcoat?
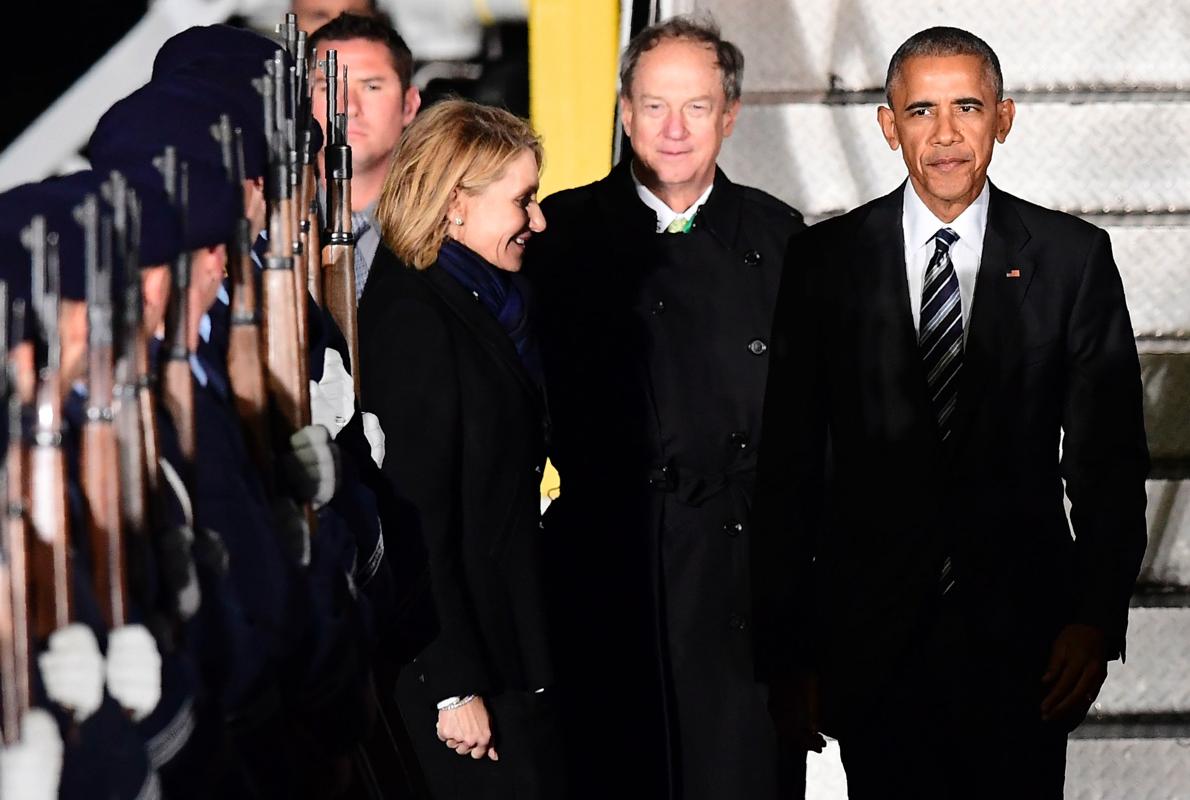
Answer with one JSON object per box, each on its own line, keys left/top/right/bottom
{"left": 522, "top": 15, "right": 806, "bottom": 800}
{"left": 751, "top": 27, "right": 1149, "bottom": 799}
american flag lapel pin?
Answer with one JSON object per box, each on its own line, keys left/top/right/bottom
{"left": 1006, "top": 267, "right": 1021, "bottom": 278}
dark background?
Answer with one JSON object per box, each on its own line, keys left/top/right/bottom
{"left": 2, "top": 2, "right": 150, "bottom": 153}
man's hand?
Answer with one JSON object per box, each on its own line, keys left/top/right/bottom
{"left": 436, "top": 696, "right": 499, "bottom": 761}
{"left": 767, "top": 672, "right": 826, "bottom": 753}
{"left": 1041, "top": 623, "right": 1107, "bottom": 728}
{"left": 105, "top": 625, "right": 163, "bottom": 722}
{"left": 0, "top": 709, "right": 63, "bottom": 800}
{"left": 37, "top": 623, "right": 105, "bottom": 723}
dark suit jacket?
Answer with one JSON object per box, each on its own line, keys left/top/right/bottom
{"left": 751, "top": 182, "right": 1149, "bottom": 733}
{"left": 358, "top": 243, "right": 553, "bottom": 702}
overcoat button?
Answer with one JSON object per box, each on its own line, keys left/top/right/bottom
{"left": 724, "top": 520, "right": 743, "bottom": 537}
{"left": 748, "top": 338, "right": 767, "bottom": 355}
{"left": 729, "top": 614, "right": 746, "bottom": 631}
{"left": 729, "top": 431, "right": 749, "bottom": 450}
{"left": 743, "top": 250, "right": 761, "bottom": 267}
{"left": 651, "top": 300, "right": 665, "bottom": 315}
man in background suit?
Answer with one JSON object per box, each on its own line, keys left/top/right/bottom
{"left": 752, "top": 26, "right": 1149, "bottom": 799}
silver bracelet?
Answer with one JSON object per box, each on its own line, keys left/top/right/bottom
{"left": 437, "top": 694, "right": 477, "bottom": 711}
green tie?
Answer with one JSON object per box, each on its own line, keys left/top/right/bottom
{"left": 665, "top": 215, "right": 692, "bottom": 234}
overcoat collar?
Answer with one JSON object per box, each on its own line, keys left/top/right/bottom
{"left": 422, "top": 260, "right": 544, "bottom": 410}
{"left": 596, "top": 158, "right": 745, "bottom": 247}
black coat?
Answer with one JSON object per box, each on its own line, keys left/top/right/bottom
{"left": 751, "top": 183, "right": 1150, "bottom": 737}
{"left": 523, "top": 160, "right": 805, "bottom": 799}
{"left": 358, "top": 244, "right": 553, "bottom": 703}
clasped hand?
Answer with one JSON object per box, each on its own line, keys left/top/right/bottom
{"left": 436, "top": 696, "right": 499, "bottom": 761}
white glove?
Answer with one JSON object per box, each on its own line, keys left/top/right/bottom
{"left": 0, "top": 709, "right": 63, "bottom": 800}
{"left": 310, "top": 348, "right": 355, "bottom": 439}
{"left": 105, "top": 625, "right": 162, "bottom": 722}
{"left": 361, "top": 411, "right": 386, "bottom": 468}
{"left": 284, "top": 425, "right": 342, "bottom": 508}
{"left": 38, "top": 623, "right": 104, "bottom": 723}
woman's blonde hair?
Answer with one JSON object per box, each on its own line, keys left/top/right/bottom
{"left": 376, "top": 99, "right": 543, "bottom": 269}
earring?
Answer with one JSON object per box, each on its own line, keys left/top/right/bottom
{"left": 453, "top": 217, "right": 464, "bottom": 226}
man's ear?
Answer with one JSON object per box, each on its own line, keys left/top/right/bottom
{"left": 619, "top": 93, "right": 634, "bottom": 138}
{"left": 721, "top": 99, "right": 741, "bottom": 138}
{"left": 996, "top": 98, "right": 1016, "bottom": 144}
{"left": 877, "top": 105, "right": 900, "bottom": 151}
{"left": 402, "top": 85, "right": 422, "bottom": 126}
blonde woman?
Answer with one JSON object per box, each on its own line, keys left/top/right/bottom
{"left": 358, "top": 99, "right": 561, "bottom": 797}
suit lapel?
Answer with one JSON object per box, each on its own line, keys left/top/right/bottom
{"left": 946, "top": 183, "right": 1034, "bottom": 457}
{"left": 854, "top": 187, "right": 941, "bottom": 435}
{"left": 423, "top": 265, "right": 544, "bottom": 410}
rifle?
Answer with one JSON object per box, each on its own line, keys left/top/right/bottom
{"left": 277, "top": 23, "right": 313, "bottom": 383}
{"left": 261, "top": 55, "right": 309, "bottom": 435}
{"left": 295, "top": 29, "right": 324, "bottom": 310}
{"left": 0, "top": 286, "right": 18, "bottom": 745}
{"left": 262, "top": 51, "right": 317, "bottom": 536}
{"left": 75, "top": 194, "right": 126, "bottom": 630}
{"left": 120, "top": 188, "right": 163, "bottom": 506}
{"left": 320, "top": 50, "right": 361, "bottom": 397}
{"left": 156, "top": 148, "right": 196, "bottom": 473}
{"left": 215, "top": 117, "right": 273, "bottom": 482}
{"left": 24, "top": 219, "right": 73, "bottom": 638}
{"left": 104, "top": 173, "right": 151, "bottom": 534}
{"left": 1, "top": 298, "right": 32, "bottom": 746}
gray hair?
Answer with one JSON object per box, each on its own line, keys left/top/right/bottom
{"left": 884, "top": 26, "right": 1004, "bottom": 106}
{"left": 620, "top": 14, "right": 745, "bottom": 104}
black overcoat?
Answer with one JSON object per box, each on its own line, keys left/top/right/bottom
{"left": 523, "top": 160, "right": 805, "bottom": 799}
{"left": 358, "top": 245, "right": 554, "bottom": 703}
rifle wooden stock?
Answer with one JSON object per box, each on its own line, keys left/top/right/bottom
{"left": 29, "top": 372, "right": 72, "bottom": 638}
{"left": 226, "top": 222, "right": 273, "bottom": 480}
{"left": 162, "top": 354, "right": 195, "bottom": 466}
{"left": 322, "top": 242, "right": 360, "bottom": 398}
{"left": 323, "top": 164, "right": 359, "bottom": 397}
{"left": 0, "top": 529, "right": 17, "bottom": 745}
{"left": 263, "top": 197, "right": 305, "bottom": 433}
{"left": 137, "top": 342, "right": 161, "bottom": 497}
{"left": 114, "top": 339, "right": 150, "bottom": 539}
{"left": 304, "top": 189, "right": 323, "bottom": 308}
{"left": 1, "top": 403, "right": 29, "bottom": 746}
{"left": 82, "top": 358, "right": 125, "bottom": 629}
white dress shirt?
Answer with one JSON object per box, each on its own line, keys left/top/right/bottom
{"left": 902, "top": 180, "right": 990, "bottom": 338}
{"left": 631, "top": 163, "right": 714, "bottom": 233}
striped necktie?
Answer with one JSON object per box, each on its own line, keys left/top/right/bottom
{"left": 919, "top": 227, "right": 961, "bottom": 595}
{"left": 920, "top": 227, "right": 963, "bottom": 438}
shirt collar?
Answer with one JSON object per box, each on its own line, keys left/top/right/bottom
{"left": 631, "top": 162, "right": 714, "bottom": 234}
{"left": 903, "top": 179, "right": 990, "bottom": 254}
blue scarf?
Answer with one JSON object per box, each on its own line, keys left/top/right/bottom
{"left": 436, "top": 239, "right": 542, "bottom": 385}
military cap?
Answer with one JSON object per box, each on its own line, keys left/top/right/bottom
{"left": 152, "top": 24, "right": 282, "bottom": 79}
{"left": 88, "top": 85, "right": 240, "bottom": 252}
{"left": 16, "top": 171, "right": 128, "bottom": 302}
{"left": 90, "top": 77, "right": 269, "bottom": 183}
{"left": 152, "top": 24, "right": 323, "bottom": 163}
